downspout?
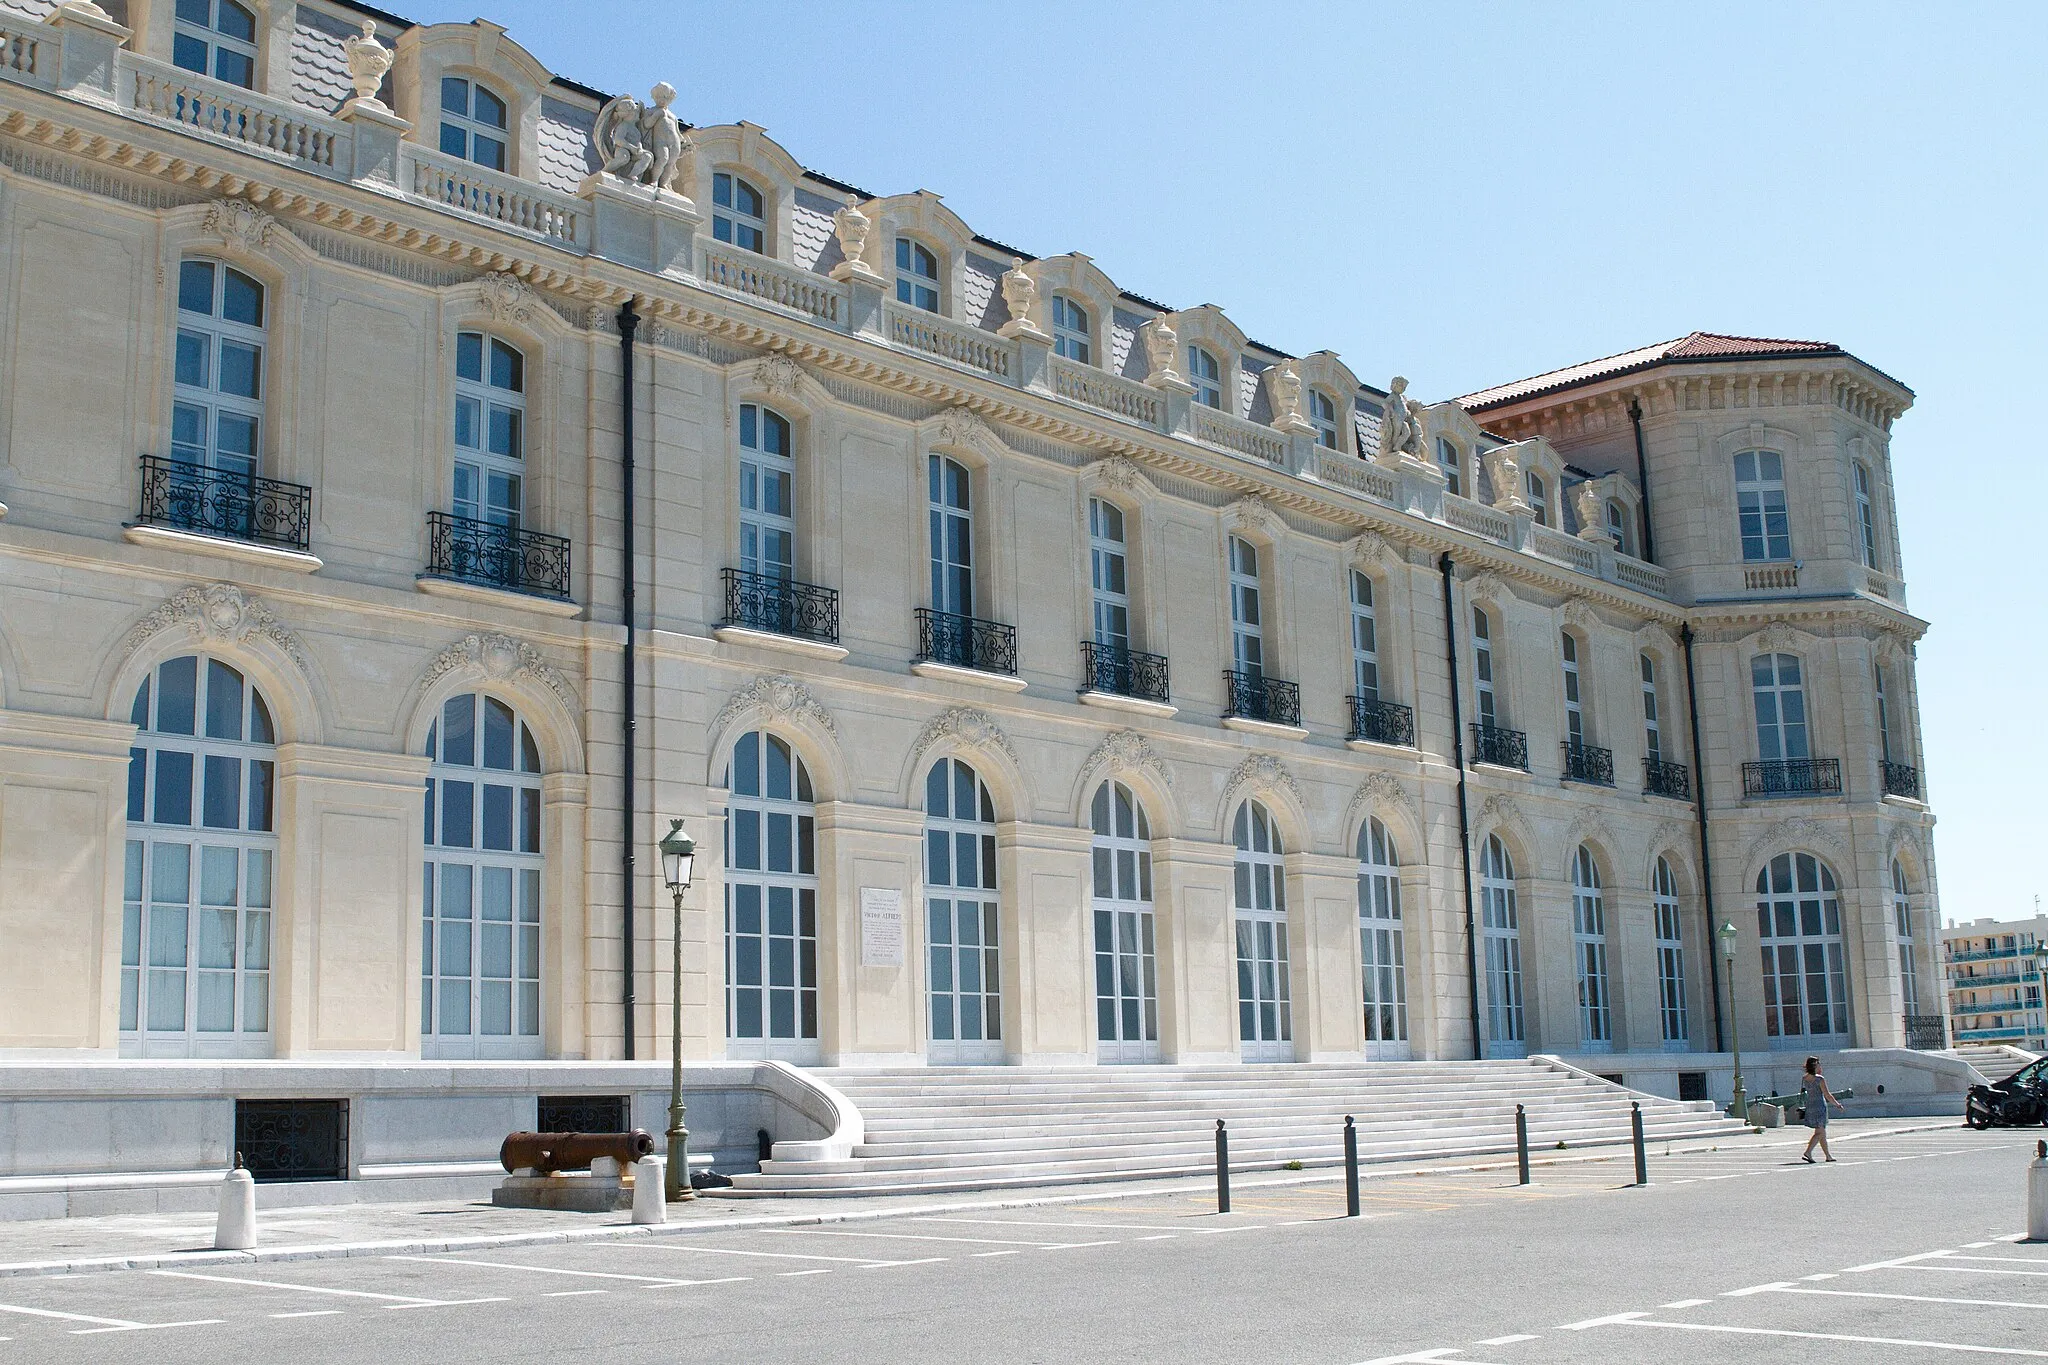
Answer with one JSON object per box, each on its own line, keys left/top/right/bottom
{"left": 1629, "top": 398, "right": 1655, "bottom": 564}
{"left": 1681, "top": 623, "right": 1724, "bottom": 1051}
{"left": 1439, "top": 553, "right": 1484, "bottom": 1059}
{"left": 618, "top": 299, "right": 640, "bottom": 1059}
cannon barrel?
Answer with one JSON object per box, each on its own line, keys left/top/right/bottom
{"left": 499, "top": 1129, "right": 656, "bottom": 1175}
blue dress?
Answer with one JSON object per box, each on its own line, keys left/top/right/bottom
{"left": 1803, "top": 1074, "right": 1830, "bottom": 1129}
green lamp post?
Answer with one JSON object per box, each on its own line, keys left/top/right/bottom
{"left": 1720, "top": 920, "right": 1746, "bottom": 1122}
{"left": 658, "top": 818, "right": 697, "bottom": 1203}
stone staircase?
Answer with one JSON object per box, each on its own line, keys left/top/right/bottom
{"left": 721, "top": 1057, "right": 1748, "bottom": 1196}
{"left": 1949, "top": 1043, "right": 2039, "bottom": 1084}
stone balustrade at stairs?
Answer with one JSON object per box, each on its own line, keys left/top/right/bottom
{"left": 720, "top": 1057, "right": 1747, "bottom": 1197}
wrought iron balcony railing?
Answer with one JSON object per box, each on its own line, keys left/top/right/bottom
{"left": 1223, "top": 670, "right": 1301, "bottom": 727}
{"left": 1882, "top": 760, "right": 1921, "bottom": 800}
{"left": 915, "top": 608, "right": 1018, "bottom": 675}
{"left": 137, "top": 455, "right": 311, "bottom": 552}
{"left": 1743, "top": 757, "right": 1843, "bottom": 797}
{"left": 1903, "top": 1014, "right": 1946, "bottom": 1051}
{"left": 1560, "top": 740, "right": 1615, "bottom": 786}
{"left": 722, "top": 567, "right": 840, "bottom": 645}
{"left": 1080, "top": 641, "right": 1170, "bottom": 704}
{"left": 1469, "top": 723, "right": 1528, "bottom": 770}
{"left": 425, "top": 512, "right": 571, "bottom": 599}
{"left": 1348, "top": 695, "right": 1415, "bottom": 747}
{"left": 1643, "top": 757, "right": 1692, "bottom": 801}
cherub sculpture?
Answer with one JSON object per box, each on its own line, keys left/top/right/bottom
{"left": 595, "top": 83, "right": 686, "bottom": 191}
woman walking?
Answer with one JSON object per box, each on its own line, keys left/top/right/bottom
{"left": 1801, "top": 1055, "right": 1845, "bottom": 1163}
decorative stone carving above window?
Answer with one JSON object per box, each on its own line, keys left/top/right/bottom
{"left": 122, "top": 584, "right": 309, "bottom": 672}
{"left": 911, "top": 705, "right": 1017, "bottom": 766}
{"left": 1082, "top": 729, "right": 1173, "bottom": 792}
{"left": 478, "top": 271, "right": 536, "bottom": 324}
{"left": 1222, "top": 752, "right": 1303, "bottom": 816}
{"left": 424, "top": 631, "right": 577, "bottom": 709}
{"left": 204, "top": 199, "right": 276, "bottom": 254}
{"left": 714, "top": 673, "right": 838, "bottom": 741}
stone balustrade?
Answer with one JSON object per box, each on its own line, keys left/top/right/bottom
{"left": 126, "top": 54, "right": 345, "bottom": 172}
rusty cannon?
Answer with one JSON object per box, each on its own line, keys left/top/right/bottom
{"left": 499, "top": 1129, "right": 656, "bottom": 1176}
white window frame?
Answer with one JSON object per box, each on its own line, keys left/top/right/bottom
{"left": 453, "top": 331, "right": 525, "bottom": 528}
{"left": 1350, "top": 570, "right": 1379, "bottom": 703}
{"left": 173, "top": 257, "right": 266, "bottom": 478}
{"left": 1472, "top": 606, "right": 1498, "bottom": 729}
{"left": 725, "top": 730, "right": 819, "bottom": 1062}
{"left": 1854, "top": 462, "right": 1880, "bottom": 570}
{"left": 925, "top": 757, "right": 1002, "bottom": 1064}
{"left": 928, "top": 454, "right": 973, "bottom": 618}
{"left": 1893, "top": 859, "right": 1918, "bottom": 1015}
{"left": 1188, "top": 345, "right": 1223, "bottom": 409}
{"left": 1052, "top": 295, "right": 1091, "bottom": 364}
{"left": 1561, "top": 631, "right": 1585, "bottom": 749}
{"left": 1734, "top": 449, "right": 1792, "bottom": 562}
{"left": 1641, "top": 652, "right": 1663, "bottom": 763}
{"left": 172, "top": 0, "right": 258, "bottom": 89}
{"left": 1875, "top": 663, "right": 1893, "bottom": 764}
{"left": 1480, "top": 834, "right": 1524, "bottom": 1057}
{"left": 1526, "top": 471, "right": 1548, "bottom": 526}
{"left": 1654, "top": 857, "right": 1688, "bottom": 1048}
{"left": 1751, "top": 653, "right": 1809, "bottom": 761}
{"left": 1437, "top": 437, "right": 1463, "bottom": 496}
{"left": 712, "top": 171, "right": 767, "bottom": 254}
{"left": 1358, "top": 816, "right": 1408, "bottom": 1057}
{"left": 439, "top": 75, "right": 509, "bottom": 172}
{"left": 1309, "top": 389, "right": 1340, "bottom": 449}
{"left": 1756, "top": 852, "right": 1849, "bottom": 1046}
{"left": 739, "top": 403, "right": 795, "bottom": 580}
{"left": 1228, "top": 535, "right": 1264, "bottom": 680}
{"left": 1232, "top": 799, "right": 1293, "bottom": 1061}
{"left": 1088, "top": 497, "right": 1129, "bottom": 654}
{"left": 895, "top": 236, "right": 940, "bottom": 313}
{"left": 1091, "top": 781, "right": 1158, "bottom": 1063}
{"left": 1572, "top": 845, "right": 1611, "bottom": 1049}
{"left": 1607, "top": 500, "right": 1631, "bottom": 555}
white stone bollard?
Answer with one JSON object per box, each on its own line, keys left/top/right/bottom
{"left": 215, "top": 1162, "right": 257, "bottom": 1251}
{"left": 632, "top": 1157, "right": 667, "bottom": 1225}
{"left": 2030, "top": 1142, "right": 2048, "bottom": 1243}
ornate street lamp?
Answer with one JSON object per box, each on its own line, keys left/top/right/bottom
{"left": 658, "top": 819, "right": 697, "bottom": 1203}
{"left": 1720, "top": 920, "right": 1746, "bottom": 1122}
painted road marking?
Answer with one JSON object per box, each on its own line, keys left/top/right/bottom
{"left": 1352, "top": 1351, "right": 1507, "bottom": 1365}
{"left": 387, "top": 1255, "right": 708, "bottom": 1287}
{"left": 1595, "top": 1317, "right": 2048, "bottom": 1356}
{"left": 0, "top": 1304, "right": 150, "bottom": 1329}
{"left": 916, "top": 1216, "right": 1210, "bottom": 1234}
{"left": 1773, "top": 1286, "right": 2048, "bottom": 1310}
{"left": 149, "top": 1268, "right": 504, "bottom": 1308}
{"left": 1557, "top": 1311, "right": 1648, "bottom": 1330}
{"left": 270, "top": 1311, "right": 343, "bottom": 1319}
{"left": 542, "top": 1290, "right": 608, "bottom": 1298}
{"left": 1724, "top": 1282, "right": 1794, "bottom": 1296}
{"left": 776, "top": 1270, "right": 833, "bottom": 1278}
{"left": 1660, "top": 1298, "right": 1710, "bottom": 1308}
{"left": 1842, "top": 1248, "right": 1957, "bottom": 1273}
{"left": 774, "top": 1228, "right": 1089, "bottom": 1249}
{"left": 1476, "top": 1332, "right": 1539, "bottom": 1344}
{"left": 633, "top": 1244, "right": 920, "bottom": 1267}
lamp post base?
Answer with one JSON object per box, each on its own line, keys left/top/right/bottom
{"left": 665, "top": 1111, "right": 696, "bottom": 1203}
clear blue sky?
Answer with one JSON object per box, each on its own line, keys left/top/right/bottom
{"left": 405, "top": 0, "right": 2042, "bottom": 926}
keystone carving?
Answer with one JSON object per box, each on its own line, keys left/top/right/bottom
{"left": 204, "top": 199, "right": 275, "bottom": 253}
{"left": 1083, "top": 729, "right": 1173, "bottom": 791}
{"left": 714, "top": 674, "right": 837, "bottom": 740}
{"left": 425, "top": 632, "right": 576, "bottom": 710}
{"left": 753, "top": 354, "right": 803, "bottom": 397}
{"left": 479, "top": 272, "right": 536, "bottom": 325}
{"left": 122, "top": 584, "right": 309, "bottom": 672}
{"left": 1222, "top": 753, "right": 1302, "bottom": 813}
{"left": 911, "top": 706, "right": 1017, "bottom": 766}
{"left": 1746, "top": 816, "right": 1848, "bottom": 871}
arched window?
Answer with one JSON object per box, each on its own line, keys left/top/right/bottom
{"left": 439, "top": 76, "right": 508, "bottom": 171}
{"left": 1654, "top": 856, "right": 1687, "bottom": 1046}
{"left": 725, "top": 731, "right": 818, "bottom": 1060}
{"left": 454, "top": 332, "right": 525, "bottom": 529}
{"left": 1640, "top": 653, "right": 1662, "bottom": 764}
{"left": 123, "top": 654, "right": 276, "bottom": 1055}
{"left": 1572, "top": 846, "right": 1611, "bottom": 1049}
{"left": 712, "top": 172, "right": 767, "bottom": 254}
{"left": 172, "top": 0, "right": 257, "bottom": 88}
{"left": 1052, "top": 295, "right": 1091, "bottom": 363}
{"left": 1734, "top": 450, "right": 1791, "bottom": 562}
{"left": 927, "top": 453, "right": 973, "bottom": 627}
{"left": 174, "top": 258, "right": 265, "bottom": 480}
{"left": 1751, "top": 653, "right": 1809, "bottom": 762}
{"left": 1756, "top": 852, "right": 1848, "bottom": 1044}
{"left": 1187, "top": 345, "right": 1222, "bottom": 409}
{"left": 1526, "top": 471, "right": 1548, "bottom": 526}
{"left": 423, "top": 693, "right": 543, "bottom": 1058}
{"left": 1350, "top": 570, "right": 1379, "bottom": 703}
{"left": 1091, "top": 781, "right": 1156, "bottom": 1062}
{"left": 1227, "top": 536, "right": 1263, "bottom": 682}
{"left": 1232, "top": 799, "right": 1292, "bottom": 1061}
{"left": 1561, "top": 632, "right": 1585, "bottom": 750}
{"left": 1893, "top": 859, "right": 1918, "bottom": 1014}
{"left": 1358, "top": 817, "right": 1406, "bottom": 1055}
{"left": 739, "top": 404, "right": 794, "bottom": 581}
{"left": 1479, "top": 834, "right": 1523, "bottom": 1056}
{"left": 1607, "top": 500, "right": 1631, "bottom": 556}
{"left": 1309, "top": 390, "right": 1340, "bottom": 449}
{"left": 895, "top": 237, "right": 940, "bottom": 313}
{"left": 1436, "top": 437, "right": 1463, "bottom": 496}
{"left": 1472, "top": 606, "right": 1498, "bottom": 729}
{"left": 1854, "top": 463, "right": 1880, "bottom": 570}
{"left": 926, "top": 758, "right": 1000, "bottom": 1063}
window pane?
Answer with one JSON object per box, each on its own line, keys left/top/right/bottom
{"left": 221, "top": 270, "right": 263, "bottom": 328}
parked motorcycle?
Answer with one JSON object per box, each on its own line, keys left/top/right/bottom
{"left": 1966, "top": 1056, "right": 2048, "bottom": 1129}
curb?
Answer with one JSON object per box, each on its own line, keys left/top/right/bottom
{"left": 0, "top": 1118, "right": 1963, "bottom": 1279}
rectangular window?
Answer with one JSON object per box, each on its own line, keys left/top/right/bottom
{"left": 1228, "top": 536, "right": 1263, "bottom": 680}
{"left": 1561, "top": 632, "right": 1584, "bottom": 747}
{"left": 1473, "top": 607, "right": 1496, "bottom": 728}
{"left": 1437, "top": 438, "right": 1462, "bottom": 497}
{"left": 1752, "top": 653, "right": 1809, "bottom": 761}
{"left": 1734, "top": 450, "right": 1792, "bottom": 562}
{"left": 1089, "top": 498, "right": 1129, "bottom": 653}
{"left": 1641, "top": 653, "right": 1662, "bottom": 763}
{"left": 1350, "top": 570, "right": 1378, "bottom": 701}
{"left": 1310, "top": 390, "right": 1340, "bottom": 449}
{"left": 1855, "top": 464, "right": 1879, "bottom": 570}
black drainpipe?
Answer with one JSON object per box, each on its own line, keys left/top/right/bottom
{"left": 1438, "top": 553, "right": 1483, "bottom": 1059}
{"left": 1629, "top": 398, "right": 1655, "bottom": 564}
{"left": 1680, "top": 623, "right": 1723, "bottom": 1052}
{"left": 618, "top": 298, "right": 640, "bottom": 1060}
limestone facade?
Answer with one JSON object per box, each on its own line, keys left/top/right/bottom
{"left": 0, "top": 0, "right": 1937, "bottom": 1084}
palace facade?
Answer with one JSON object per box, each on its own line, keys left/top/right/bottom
{"left": 0, "top": 0, "right": 1940, "bottom": 1091}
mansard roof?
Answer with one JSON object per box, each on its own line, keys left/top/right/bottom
{"left": 1459, "top": 331, "right": 1910, "bottom": 410}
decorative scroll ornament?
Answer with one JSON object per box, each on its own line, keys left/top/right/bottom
{"left": 1746, "top": 816, "right": 1848, "bottom": 871}
{"left": 594, "top": 83, "right": 687, "bottom": 190}
{"left": 932, "top": 406, "right": 993, "bottom": 450}
{"left": 425, "top": 632, "right": 576, "bottom": 710}
{"left": 1089, "top": 454, "right": 1142, "bottom": 493}
{"left": 911, "top": 706, "right": 1017, "bottom": 765}
{"left": 479, "top": 272, "right": 536, "bottom": 325}
{"left": 1377, "top": 376, "right": 1425, "bottom": 465}
{"left": 753, "top": 354, "right": 802, "bottom": 397}
{"left": 1477, "top": 793, "right": 1535, "bottom": 858}
{"left": 342, "top": 20, "right": 394, "bottom": 105}
{"left": 1344, "top": 770, "right": 1412, "bottom": 834}
{"left": 1347, "top": 530, "right": 1392, "bottom": 568}
{"left": 1228, "top": 494, "right": 1278, "bottom": 539}
{"left": 1561, "top": 809, "right": 1619, "bottom": 862}
{"left": 714, "top": 674, "right": 838, "bottom": 740}
{"left": 204, "top": 198, "right": 274, "bottom": 253}
{"left": 1465, "top": 570, "right": 1512, "bottom": 608}
{"left": 1562, "top": 597, "right": 1601, "bottom": 633}
{"left": 1752, "top": 622, "right": 1799, "bottom": 655}
{"left": 122, "top": 584, "right": 309, "bottom": 671}
{"left": 1223, "top": 753, "right": 1302, "bottom": 812}
{"left": 1083, "top": 729, "right": 1173, "bottom": 791}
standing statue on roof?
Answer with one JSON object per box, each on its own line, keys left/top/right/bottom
{"left": 1378, "top": 375, "right": 1425, "bottom": 463}
{"left": 595, "top": 83, "right": 687, "bottom": 192}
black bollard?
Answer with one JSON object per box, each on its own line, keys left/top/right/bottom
{"left": 1215, "top": 1118, "right": 1231, "bottom": 1214}
{"left": 1344, "top": 1115, "right": 1360, "bottom": 1217}
{"left": 1515, "top": 1103, "right": 1530, "bottom": 1186}
{"left": 1632, "top": 1102, "right": 1648, "bottom": 1187}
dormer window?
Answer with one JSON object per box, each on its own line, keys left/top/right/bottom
{"left": 1188, "top": 346, "right": 1222, "bottom": 409}
{"left": 713, "top": 173, "right": 767, "bottom": 254}
{"left": 895, "top": 238, "right": 940, "bottom": 313}
{"left": 440, "top": 77, "right": 508, "bottom": 172}
{"left": 1436, "top": 438, "right": 1462, "bottom": 497}
{"left": 1052, "top": 296, "right": 1091, "bottom": 363}
{"left": 1526, "top": 472, "right": 1548, "bottom": 525}
{"left": 1607, "top": 500, "right": 1631, "bottom": 555}
{"left": 173, "top": 0, "right": 257, "bottom": 89}
{"left": 1309, "top": 390, "right": 1340, "bottom": 449}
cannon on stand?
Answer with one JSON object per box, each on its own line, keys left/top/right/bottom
{"left": 1968, "top": 1058, "right": 2048, "bottom": 1130}
{"left": 492, "top": 1128, "right": 657, "bottom": 1211}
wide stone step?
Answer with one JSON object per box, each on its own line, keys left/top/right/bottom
{"left": 860, "top": 1106, "right": 1696, "bottom": 1143}
{"left": 848, "top": 1088, "right": 1669, "bottom": 1116}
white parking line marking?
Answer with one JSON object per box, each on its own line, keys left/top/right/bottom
{"left": 386, "top": 1255, "right": 705, "bottom": 1287}
{"left": 1775, "top": 1286, "right": 2048, "bottom": 1310}
{"left": 1897, "top": 1264, "right": 2048, "bottom": 1279}
{"left": 1558, "top": 1311, "right": 1648, "bottom": 1329}
{"left": 634, "top": 1244, "right": 914, "bottom": 1267}
{"left": 1477, "top": 1333, "right": 1539, "bottom": 1344}
{"left": 1351, "top": 1350, "right": 1495, "bottom": 1365}
{"left": 1843, "top": 1249, "right": 1956, "bottom": 1273}
{"left": 1802, "top": 1273, "right": 1838, "bottom": 1281}
{"left": 149, "top": 1268, "right": 503, "bottom": 1308}
{"left": 270, "top": 1311, "right": 344, "bottom": 1319}
{"left": 69, "top": 1321, "right": 226, "bottom": 1336}
{"left": 972, "top": 1251, "right": 1021, "bottom": 1258}
{"left": 1599, "top": 1318, "right": 2048, "bottom": 1356}
{"left": 775, "top": 1228, "right": 1077, "bottom": 1249}
{"left": 777, "top": 1270, "right": 833, "bottom": 1278}
{"left": 1660, "top": 1298, "right": 1710, "bottom": 1308}
{"left": 0, "top": 1303, "right": 148, "bottom": 1328}
{"left": 916, "top": 1216, "right": 1206, "bottom": 1234}
{"left": 1998, "top": 1234, "right": 2027, "bottom": 1242}
{"left": 543, "top": 1290, "right": 608, "bottom": 1298}
{"left": 1946, "top": 1255, "right": 2048, "bottom": 1266}
{"left": 853, "top": 1260, "right": 948, "bottom": 1269}
{"left": 1724, "top": 1282, "right": 1794, "bottom": 1296}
